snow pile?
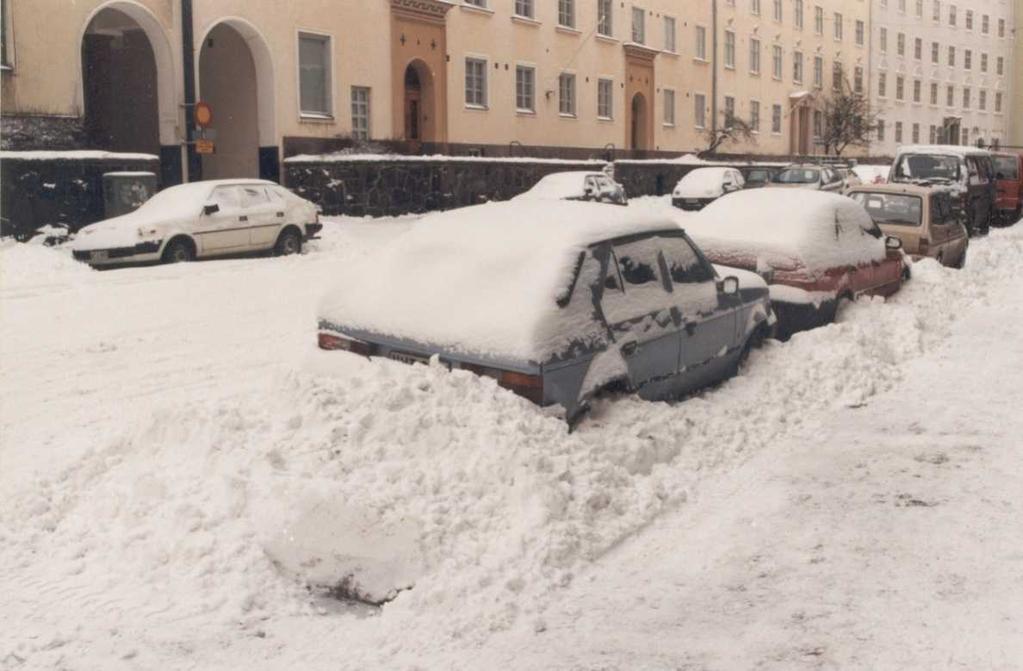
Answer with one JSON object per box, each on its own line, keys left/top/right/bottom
{"left": 852, "top": 164, "right": 891, "bottom": 184}
{"left": 683, "top": 189, "right": 886, "bottom": 272}
{"left": 512, "top": 171, "right": 594, "bottom": 201}
{"left": 0, "top": 239, "right": 93, "bottom": 290}
{"left": 0, "top": 150, "right": 159, "bottom": 161}
{"left": 672, "top": 167, "right": 735, "bottom": 198}
{"left": 319, "top": 200, "right": 676, "bottom": 363}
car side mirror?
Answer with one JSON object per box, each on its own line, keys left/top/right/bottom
{"left": 885, "top": 235, "right": 903, "bottom": 250}
{"left": 203, "top": 203, "right": 220, "bottom": 216}
{"left": 721, "top": 276, "right": 740, "bottom": 296}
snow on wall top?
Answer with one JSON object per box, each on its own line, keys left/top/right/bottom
{"left": 319, "top": 200, "right": 676, "bottom": 363}
{"left": 684, "top": 189, "right": 886, "bottom": 272}
{"left": 893, "top": 144, "right": 992, "bottom": 158}
{"left": 284, "top": 152, "right": 606, "bottom": 165}
{"left": 0, "top": 150, "right": 159, "bottom": 161}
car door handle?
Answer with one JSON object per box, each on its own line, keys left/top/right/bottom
{"left": 684, "top": 322, "right": 696, "bottom": 336}
{"left": 621, "top": 341, "right": 638, "bottom": 356}
{"left": 276, "top": 211, "right": 285, "bottom": 217}
{"left": 238, "top": 215, "right": 248, "bottom": 222}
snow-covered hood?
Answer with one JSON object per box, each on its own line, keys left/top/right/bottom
{"left": 711, "top": 264, "right": 769, "bottom": 291}
{"left": 71, "top": 211, "right": 175, "bottom": 251}
{"left": 674, "top": 184, "right": 723, "bottom": 199}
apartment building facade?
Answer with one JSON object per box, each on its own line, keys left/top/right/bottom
{"left": 1012, "top": 0, "right": 1023, "bottom": 145}
{"left": 868, "top": 0, "right": 1017, "bottom": 154}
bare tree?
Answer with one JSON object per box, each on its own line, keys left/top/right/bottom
{"left": 819, "top": 78, "right": 882, "bottom": 156}
{"left": 699, "top": 112, "right": 756, "bottom": 158}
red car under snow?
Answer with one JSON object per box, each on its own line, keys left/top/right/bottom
{"left": 992, "top": 153, "right": 1023, "bottom": 225}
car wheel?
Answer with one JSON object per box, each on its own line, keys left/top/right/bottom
{"left": 273, "top": 228, "right": 302, "bottom": 256}
{"left": 953, "top": 249, "right": 967, "bottom": 270}
{"left": 736, "top": 323, "right": 769, "bottom": 371}
{"left": 162, "top": 238, "right": 195, "bottom": 264}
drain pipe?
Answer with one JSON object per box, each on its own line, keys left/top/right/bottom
{"left": 181, "top": 0, "right": 200, "bottom": 182}
{"left": 711, "top": 0, "right": 718, "bottom": 138}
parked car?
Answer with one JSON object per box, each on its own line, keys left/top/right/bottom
{"left": 889, "top": 144, "right": 996, "bottom": 236}
{"left": 738, "top": 166, "right": 779, "bottom": 189}
{"left": 768, "top": 164, "right": 846, "bottom": 193}
{"left": 70, "top": 179, "right": 321, "bottom": 267}
{"left": 514, "top": 171, "right": 627, "bottom": 205}
{"left": 851, "top": 164, "right": 891, "bottom": 185}
{"left": 834, "top": 166, "right": 863, "bottom": 191}
{"left": 991, "top": 152, "right": 1023, "bottom": 225}
{"left": 317, "top": 201, "right": 774, "bottom": 424}
{"left": 671, "top": 167, "right": 745, "bottom": 211}
{"left": 848, "top": 184, "right": 968, "bottom": 269}
{"left": 684, "top": 190, "right": 906, "bottom": 339}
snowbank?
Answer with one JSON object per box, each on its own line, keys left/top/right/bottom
{"left": 0, "top": 150, "right": 158, "bottom": 161}
{"left": 0, "top": 239, "right": 93, "bottom": 290}
{"left": 319, "top": 200, "right": 676, "bottom": 362}
{"left": 683, "top": 189, "right": 886, "bottom": 272}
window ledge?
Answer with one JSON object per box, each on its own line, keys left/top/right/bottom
{"left": 693, "top": 57, "right": 710, "bottom": 65}
{"left": 556, "top": 25, "right": 581, "bottom": 36}
{"left": 459, "top": 4, "right": 495, "bottom": 17}
{"left": 559, "top": 112, "right": 578, "bottom": 119}
{"left": 663, "top": 122, "right": 676, "bottom": 128}
{"left": 464, "top": 104, "right": 489, "bottom": 112}
{"left": 515, "top": 108, "right": 536, "bottom": 116}
{"left": 662, "top": 50, "right": 679, "bottom": 57}
{"left": 597, "top": 115, "right": 614, "bottom": 122}
{"left": 299, "top": 113, "right": 335, "bottom": 122}
{"left": 511, "top": 15, "right": 540, "bottom": 27}
{"left": 595, "top": 34, "right": 618, "bottom": 44}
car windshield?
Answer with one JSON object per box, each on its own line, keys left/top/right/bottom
{"left": 894, "top": 154, "right": 960, "bottom": 182}
{"left": 775, "top": 168, "right": 819, "bottom": 184}
{"left": 993, "top": 156, "right": 1020, "bottom": 180}
{"left": 849, "top": 192, "right": 923, "bottom": 227}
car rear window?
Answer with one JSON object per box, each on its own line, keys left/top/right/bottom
{"left": 849, "top": 192, "right": 923, "bottom": 227}
{"left": 894, "top": 154, "right": 960, "bottom": 182}
{"left": 601, "top": 239, "right": 669, "bottom": 323}
{"left": 775, "top": 168, "right": 820, "bottom": 184}
{"left": 660, "top": 237, "right": 715, "bottom": 284}
{"left": 994, "top": 156, "right": 1020, "bottom": 180}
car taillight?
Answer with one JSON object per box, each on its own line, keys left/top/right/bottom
{"left": 498, "top": 370, "right": 544, "bottom": 405}
{"left": 318, "top": 332, "right": 374, "bottom": 356}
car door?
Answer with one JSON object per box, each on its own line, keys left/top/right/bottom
{"left": 197, "top": 186, "right": 250, "bottom": 254}
{"left": 661, "top": 236, "right": 738, "bottom": 379}
{"left": 239, "top": 184, "right": 279, "bottom": 250}
{"left": 597, "top": 237, "right": 680, "bottom": 396}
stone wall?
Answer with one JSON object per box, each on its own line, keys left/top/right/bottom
{"left": 1, "top": 153, "right": 160, "bottom": 240}
{"left": 284, "top": 157, "right": 607, "bottom": 217}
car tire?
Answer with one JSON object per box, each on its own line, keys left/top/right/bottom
{"left": 162, "top": 238, "right": 195, "bottom": 264}
{"left": 273, "top": 228, "right": 302, "bottom": 256}
{"left": 953, "top": 249, "right": 967, "bottom": 270}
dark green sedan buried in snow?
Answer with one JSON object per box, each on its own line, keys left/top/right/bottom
{"left": 317, "top": 201, "right": 774, "bottom": 424}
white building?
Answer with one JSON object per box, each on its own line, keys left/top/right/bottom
{"left": 870, "top": 0, "right": 1016, "bottom": 155}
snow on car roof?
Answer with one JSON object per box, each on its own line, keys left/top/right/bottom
{"left": 319, "top": 200, "right": 675, "bottom": 363}
{"left": 134, "top": 179, "right": 278, "bottom": 218}
{"left": 513, "top": 171, "right": 605, "bottom": 201}
{"left": 676, "top": 167, "right": 735, "bottom": 188}
{"left": 894, "top": 144, "right": 991, "bottom": 158}
{"left": 684, "top": 189, "right": 886, "bottom": 272}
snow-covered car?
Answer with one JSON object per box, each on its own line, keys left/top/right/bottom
{"left": 848, "top": 183, "right": 968, "bottom": 268}
{"left": 514, "top": 171, "right": 627, "bottom": 205}
{"left": 684, "top": 190, "right": 907, "bottom": 339}
{"left": 71, "top": 179, "right": 321, "bottom": 267}
{"left": 738, "top": 166, "right": 779, "bottom": 189}
{"left": 317, "top": 201, "right": 773, "bottom": 423}
{"left": 671, "top": 167, "right": 745, "bottom": 211}
{"left": 768, "top": 164, "right": 846, "bottom": 193}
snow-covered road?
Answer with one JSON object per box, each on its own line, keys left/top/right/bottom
{"left": 1, "top": 215, "right": 1021, "bottom": 670}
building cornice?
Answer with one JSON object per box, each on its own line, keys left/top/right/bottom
{"left": 391, "top": 0, "right": 452, "bottom": 26}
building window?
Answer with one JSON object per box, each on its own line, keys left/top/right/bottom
{"left": 930, "top": 82, "right": 938, "bottom": 105}
{"left": 878, "top": 72, "right": 887, "bottom": 97}
{"left": 980, "top": 53, "right": 988, "bottom": 73}
{"left": 877, "top": 119, "right": 885, "bottom": 141}
{"left": 947, "top": 85, "right": 954, "bottom": 106}
{"left": 514, "top": 0, "right": 533, "bottom": 18}
{"left": 558, "top": 0, "right": 575, "bottom": 28}
{"left": 895, "top": 75, "right": 904, "bottom": 100}
{"left": 931, "top": 41, "right": 939, "bottom": 63}
{"left": 856, "top": 21, "right": 864, "bottom": 46}
{"left": 965, "top": 9, "right": 973, "bottom": 29}
{"left": 298, "top": 33, "right": 332, "bottom": 117}
{"left": 632, "top": 7, "right": 645, "bottom": 44}
{"left": 664, "top": 89, "right": 676, "bottom": 126}
{"left": 516, "top": 65, "right": 535, "bottom": 112}
{"left": 962, "top": 87, "right": 970, "bottom": 109}
{"left": 464, "top": 0, "right": 488, "bottom": 7}
{"left": 948, "top": 4, "right": 956, "bottom": 25}
{"left": 979, "top": 89, "right": 986, "bottom": 111}
{"left": 916, "top": 0, "right": 923, "bottom": 16}
{"left": 795, "top": 0, "right": 804, "bottom": 29}
{"left": 695, "top": 26, "right": 707, "bottom": 59}
{"left": 793, "top": 50, "right": 803, "bottom": 83}
{"left": 751, "top": 0, "right": 761, "bottom": 15}
{"left": 724, "top": 96, "right": 736, "bottom": 127}
{"left": 832, "top": 62, "right": 843, "bottom": 91}
{"left": 773, "top": 0, "right": 782, "bottom": 21}
{"left": 771, "top": 103, "right": 782, "bottom": 133}
{"left": 814, "top": 5, "right": 823, "bottom": 34}
{"left": 558, "top": 72, "right": 576, "bottom": 115}
{"left": 597, "top": 78, "right": 613, "bottom": 119}
{"left": 0, "top": 0, "right": 10, "bottom": 68}
{"left": 995, "top": 92, "right": 1002, "bottom": 113}
{"left": 694, "top": 93, "right": 707, "bottom": 128}
{"left": 912, "top": 123, "right": 920, "bottom": 143}
{"left": 749, "top": 38, "right": 761, "bottom": 74}
{"left": 964, "top": 49, "right": 972, "bottom": 70}
{"left": 897, "top": 32, "right": 905, "bottom": 56}
{"left": 813, "top": 55, "right": 823, "bottom": 87}
{"left": 997, "top": 57, "right": 1004, "bottom": 75}
{"left": 772, "top": 45, "right": 782, "bottom": 79}
{"left": 895, "top": 121, "right": 903, "bottom": 143}
{"left": 833, "top": 12, "right": 842, "bottom": 40}
{"left": 597, "top": 0, "right": 613, "bottom": 36}
{"left": 914, "top": 38, "right": 922, "bottom": 60}
{"left": 948, "top": 46, "right": 955, "bottom": 67}
{"left": 465, "top": 57, "right": 487, "bottom": 107}
{"left": 350, "top": 86, "right": 370, "bottom": 140}
{"left": 982, "top": 14, "right": 989, "bottom": 33}
{"left": 933, "top": 0, "right": 941, "bottom": 22}
{"left": 854, "top": 66, "right": 863, "bottom": 93}
{"left": 913, "top": 79, "right": 921, "bottom": 102}
{"left": 813, "top": 110, "right": 823, "bottom": 139}
{"left": 749, "top": 100, "right": 760, "bottom": 132}
{"left": 998, "top": 18, "right": 1005, "bottom": 38}
{"left": 663, "top": 16, "right": 676, "bottom": 52}
{"left": 724, "top": 30, "right": 735, "bottom": 68}
{"left": 930, "top": 125, "right": 937, "bottom": 143}
{"left": 880, "top": 27, "right": 887, "bottom": 53}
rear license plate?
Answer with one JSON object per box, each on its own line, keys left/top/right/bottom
{"left": 388, "top": 350, "right": 429, "bottom": 366}
{"left": 91, "top": 250, "right": 109, "bottom": 261}
{"left": 685, "top": 199, "right": 700, "bottom": 206}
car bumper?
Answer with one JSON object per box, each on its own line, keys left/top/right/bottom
{"left": 304, "top": 222, "right": 323, "bottom": 240}
{"left": 72, "top": 240, "right": 163, "bottom": 266}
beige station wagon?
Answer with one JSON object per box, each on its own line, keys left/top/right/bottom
{"left": 848, "top": 183, "right": 969, "bottom": 269}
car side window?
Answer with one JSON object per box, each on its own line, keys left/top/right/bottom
{"left": 661, "top": 237, "right": 715, "bottom": 285}
{"left": 967, "top": 158, "right": 984, "bottom": 186}
{"left": 239, "top": 185, "right": 270, "bottom": 208}
{"left": 265, "top": 186, "right": 285, "bottom": 202}
{"left": 210, "top": 187, "right": 242, "bottom": 213}
{"left": 601, "top": 238, "right": 669, "bottom": 322}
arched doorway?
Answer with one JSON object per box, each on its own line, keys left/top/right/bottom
{"left": 630, "top": 93, "right": 648, "bottom": 150}
{"left": 402, "top": 60, "right": 438, "bottom": 143}
{"left": 198, "top": 19, "right": 276, "bottom": 180}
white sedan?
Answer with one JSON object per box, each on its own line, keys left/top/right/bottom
{"left": 71, "top": 179, "right": 321, "bottom": 267}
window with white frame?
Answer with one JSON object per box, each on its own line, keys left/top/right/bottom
{"left": 998, "top": 18, "right": 1005, "bottom": 37}
{"left": 964, "top": 49, "right": 971, "bottom": 70}
{"left": 695, "top": 26, "right": 707, "bottom": 59}
{"left": 913, "top": 79, "right": 921, "bottom": 102}
{"left": 930, "top": 82, "right": 938, "bottom": 104}
{"left": 947, "top": 84, "right": 954, "bottom": 106}
{"left": 559, "top": 72, "right": 576, "bottom": 115}
{"left": 350, "top": 87, "right": 370, "bottom": 139}
{"left": 751, "top": 0, "right": 761, "bottom": 15}
{"left": 997, "top": 56, "right": 1003, "bottom": 75}
{"left": 664, "top": 16, "right": 676, "bottom": 52}
{"left": 514, "top": 0, "right": 533, "bottom": 19}
{"left": 854, "top": 66, "right": 863, "bottom": 93}
{"left": 773, "top": 0, "right": 782, "bottom": 21}
{"left": 982, "top": 14, "right": 989, "bottom": 33}
{"left": 772, "top": 45, "right": 782, "bottom": 79}
{"left": 878, "top": 71, "right": 887, "bottom": 97}
{"left": 931, "top": 41, "right": 938, "bottom": 63}
{"left": 750, "top": 100, "right": 760, "bottom": 131}
{"left": 515, "top": 65, "right": 535, "bottom": 112}
{"left": 793, "top": 50, "right": 803, "bottom": 83}
{"left": 856, "top": 21, "right": 864, "bottom": 46}
{"left": 464, "top": 0, "right": 487, "bottom": 7}
{"left": 833, "top": 61, "right": 842, "bottom": 90}
{"left": 948, "top": 45, "right": 954, "bottom": 67}
{"left": 813, "top": 55, "right": 823, "bottom": 87}
{"left": 995, "top": 92, "right": 1002, "bottom": 113}
{"left": 632, "top": 7, "right": 645, "bottom": 43}
{"left": 978, "top": 89, "right": 986, "bottom": 111}
{"left": 598, "top": 78, "right": 613, "bottom": 119}
{"left": 664, "top": 89, "right": 676, "bottom": 125}
{"left": 897, "top": 32, "right": 904, "bottom": 56}
{"left": 795, "top": 0, "right": 804, "bottom": 29}
{"left": 558, "top": 0, "right": 575, "bottom": 28}
{"left": 772, "top": 103, "right": 782, "bottom": 133}
{"left": 895, "top": 75, "right": 904, "bottom": 100}
{"left": 724, "top": 96, "right": 736, "bottom": 127}
{"left": 749, "top": 37, "right": 760, "bottom": 74}
{"left": 965, "top": 9, "right": 972, "bottom": 29}
{"left": 597, "top": 0, "right": 613, "bottom": 36}
{"left": 980, "top": 53, "right": 988, "bottom": 72}
{"left": 880, "top": 27, "right": 887, "bottom": 52}
{"left": 914, "top": 37, "right": 922, "bottom": 60}
{"left": 813, "top": 110, "right": 823, "bottom": 138}
{"left": 833, "top": 12, "right": 842, "bottom": 39}
{"left": 299, "top": 33, "right": 332, "bottom": 117}
{"left": 912, "top": 123, "right": 920, "bottom": 143}
{"left": 814, "top": 5, "right": 823, "bottom": 34}
{"left": 724, "top": 30, "right": 735, "bottom": 68}
{"left": 933, "top": 0, "right": 941, "bottom": 21}
{"left": 948, "top": 4, "right": 956, "bottom": 26}
{"left": 694, "top": 93, "right": 707, "bottom": 128}
{"left": 465, "top": 57, "right": 487, "bottom": 107}
{"left": 877, "top": 119, "right": 885, "bottom": 141}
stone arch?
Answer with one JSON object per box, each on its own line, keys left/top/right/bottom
{"left": 402, "top": 58, "right": 439, "bottom": 142}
